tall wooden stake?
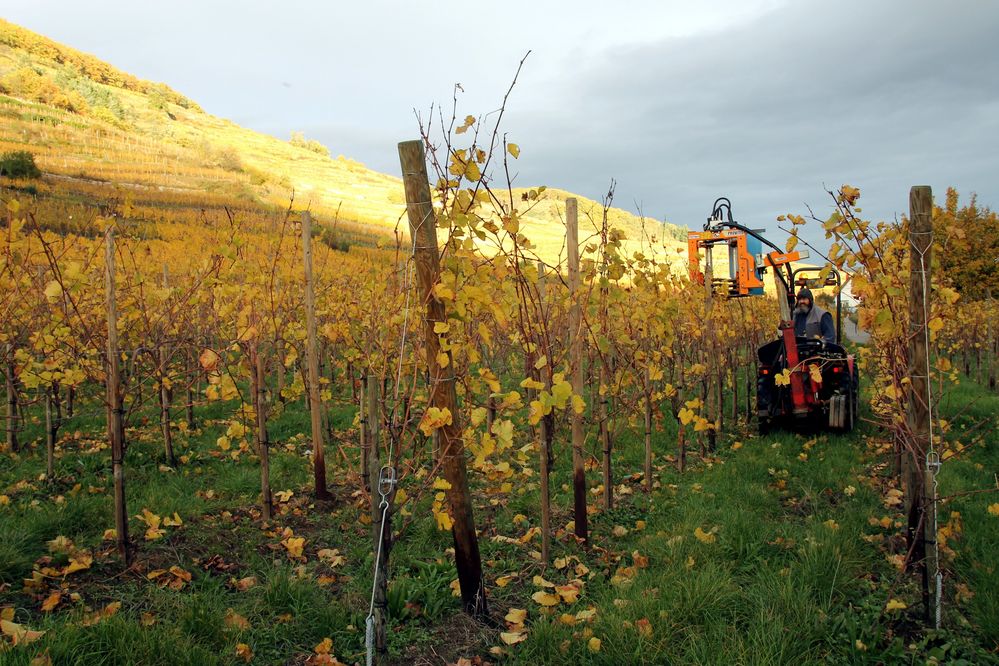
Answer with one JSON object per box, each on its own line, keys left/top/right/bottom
{"left": 105, "top": 224, "right": 130, "bottom": 565}
{"left": 5, "top": 342, "right": 17, "bottom": 452}
{"left": 302, "top": 211, "right": 332, "bottom": 500}
{"left": 360, "top": 375, "right": 370, "bottom": 492}
{"left": 905, "top": 185, "right": 937, "bottom": 625}
{"left": 567, "top": 197, "right": 589, "bottom": 545}
{"left": 599, "top": 213, "right": 613, "bottom": 510}
{"left": 159, "top": 264, "right": 175, "bottom": 466}
{"left": 644, "top": 366, "right": 653, "bottom": 493}
{"left": 45, "top": 389, "right": 55, "bottom": 478}
{"left": 253, "top": 344, "right": 273, "bottom": 521}
{"left": 398, "top": 139, "right": 485, "bottom": 615}
{"left": 537, "top": 261, "right": 552, "bottom": 566}
{"left": 704, "top": 248, "right": 718, "bottom": 451}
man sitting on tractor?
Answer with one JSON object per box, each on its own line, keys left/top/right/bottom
{"left": 793, "top": 287, "right": 836, "bottom": 344}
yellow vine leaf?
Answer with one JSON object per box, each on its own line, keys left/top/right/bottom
{"left": 694, "top": 527, "right": 717, "bottom": 544}
{"left": 434, "top": 509, "right": 454, "bottom": 531}
{"left": 40, "top": 591, "right": 61, "bottom": 613}
{"left": 505, "top": 608, "right": 527, "bottom": 624}
{"left": 419, "top": 407, "right": 452, "bottom": 436}
{"left": 500, "top": 630, "right": 527, "bottom": 645}
{"left": 532, "top": 591, "right": 560, "bottom": 607}
{"left": 235, "top": 643, "right": 253, "bottom": 663}
{"left": 283, "top": 537, "right": 305, "bottom": 559}
{"left": 1, "top": 619, "right": 45, "bottom": 646}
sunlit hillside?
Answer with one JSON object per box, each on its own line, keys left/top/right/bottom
{"left": 0, "top": 19, "right": 687, "bottom": 260}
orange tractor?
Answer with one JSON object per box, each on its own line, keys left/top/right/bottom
{"left": 689, "top": 198, "right": 859, "bottom": 433}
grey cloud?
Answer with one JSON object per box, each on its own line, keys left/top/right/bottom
{"left": 5, "top": 0, "right": 997, "bottom": 251}
{"left": 509, "top": 0, "right": 999, "bottom": 245}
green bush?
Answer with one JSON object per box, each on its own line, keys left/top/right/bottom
{"left": 0, "top": 150, "right": 41, "bottom": 178}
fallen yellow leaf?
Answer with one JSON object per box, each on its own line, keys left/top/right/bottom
{"left": 500, "top": 630, "right": 527, "bottom": 645}
{"left": 531, "top": 591, "right": 560, "bottom": 607}
{"left": 694, "top": 527, "right": 716, "bottom": 544}
{"left": 885, "top": 598, "right": 907, "bottom": 611}
{"left": 505, "top": 608, "right": 527, "bottom": 625}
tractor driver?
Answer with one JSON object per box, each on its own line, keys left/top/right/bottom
{"left": 793, "top": 287, "right": 836, "bottom": 344}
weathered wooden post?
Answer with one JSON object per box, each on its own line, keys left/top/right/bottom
{"left": 5, "top": 342, "right": 17, "bottom": 452}
{"left": 159, "top": 264, "right": 175, "bottom": 467}
{"left": 185, "top": 358, "right": 196, "bottom": 430}
{"left": 905, "top": 185, "right": 938, "bottom": 626}
{"left": 302, "top": 211, "right": 332, "bottom": 500}
{"left": 398, "top": 139, "right": 485, "bottom": 614}
{"left": 567, "top": 197, "right": 589, "bottom": 546}
{"left": 360, "top": 375, "right": 370, "bottom": 492}
{"left": 644, "top": 365, "right": 653, "bottom": 492}
{"left": 253, "top": 344, "right": 273, "bottom": 521}
{"left": 703, "top": 246, "right": 718, "bottom": 452}
{"left": 44, "top": 388, "right": 55, "bottom": 477}
{"left": 105, "top": 223, "right": 130, "bottom": 565}
{"left": 537, "top": 261, "right": 552, "bottom": 565}
{"left": 598, "top": 214, "right": 613, "bottom": 510}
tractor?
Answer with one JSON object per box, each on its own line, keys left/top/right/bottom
{"left": 688, "top": 198, "right": 859, "bottom": 434}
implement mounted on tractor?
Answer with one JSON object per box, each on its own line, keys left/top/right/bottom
{"left": 688, "top": 198, "right": 859, "bottom": 433}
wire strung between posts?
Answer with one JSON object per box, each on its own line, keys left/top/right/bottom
{"left": 365, "top": 209, "right": 423, "bottom": 666}
{"left": 912, "top": 236, "right": 942, "bottom": 629}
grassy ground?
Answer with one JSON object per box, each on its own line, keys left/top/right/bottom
{"left": 1, "top": 375, "right": 997, "bottom": 665}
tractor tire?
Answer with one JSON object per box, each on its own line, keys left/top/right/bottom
{"left": 843, "top": 389, "right": 855, "bottom": 433}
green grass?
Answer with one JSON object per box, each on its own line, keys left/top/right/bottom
{"left": 1, "top": 375, "right": 997, "bottom": 665}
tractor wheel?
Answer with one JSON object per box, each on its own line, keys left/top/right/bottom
{"left": 843, "top": 389, "right": 855, "bottom": 433}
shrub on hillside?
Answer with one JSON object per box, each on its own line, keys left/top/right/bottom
{"left": 0, "top": 151, "right": 41, "bottom": 178}
{"left": 199, "top": 142, "right": 243, "bottom": 172}
{"left": 0, "top": 66, "right": 90, "bottom": 114}
{"left": 289, "top": 131, "right": 330, "bottom": 157}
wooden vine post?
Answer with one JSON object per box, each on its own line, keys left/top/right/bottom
{"left": 44, "top": 389, "right": 55, "bottom": 477}
{"left": 566, "top": 197, "right": 589, "bottom": 545}
{"left": 537, "top": 261, "right": 552, "bottom": 565}
{"left": 598, "top": 211, "right": 613, "bottom": 510}
{"left": 360, "top": 375, "right": 370, "bottom": 492}
{"left": 105, "top": 223, "right": 130, "bottom": 565}
{"left": 398, "top": 139, "right": 485, "bottom": 615}
{"left": 185, "top": 351, "right": 196, "bottom": 430}
{"left": 643, "top": 364, "right": 653, "bottom": 492}
{"left": 5, "top": 342, "right": 17, "bottom": 452}
{"left": 252, "top": 341, "right": 273, "bottom": 521}
{"left": 905, "top": 185, "right": 937, "bottom": 625}
{"left": 160, "top": 264, "right": 175, "bottom": 467}
{"left": 703, "top": 244, "right": 717, "bottom": 452}
{"left": 302, "top": 211, "right": 332, "bottom": 500}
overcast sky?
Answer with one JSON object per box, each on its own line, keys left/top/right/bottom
{"left": 4, "top": 0, "right": 998, "bottom": 248}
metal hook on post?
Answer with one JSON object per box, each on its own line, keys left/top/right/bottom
{"left": 377, "top": 464, "right": 396, "bottom": 509}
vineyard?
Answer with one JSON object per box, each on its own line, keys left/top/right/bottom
{"left": 2, "top": 19, "right": 999, "bottom": 666}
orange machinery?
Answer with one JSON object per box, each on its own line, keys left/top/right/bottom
{"left": 687, "top": 198, "right": 857, "bottom": 432}
{"left": 687, "top": 197, "right": 807, "bottom": 304}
